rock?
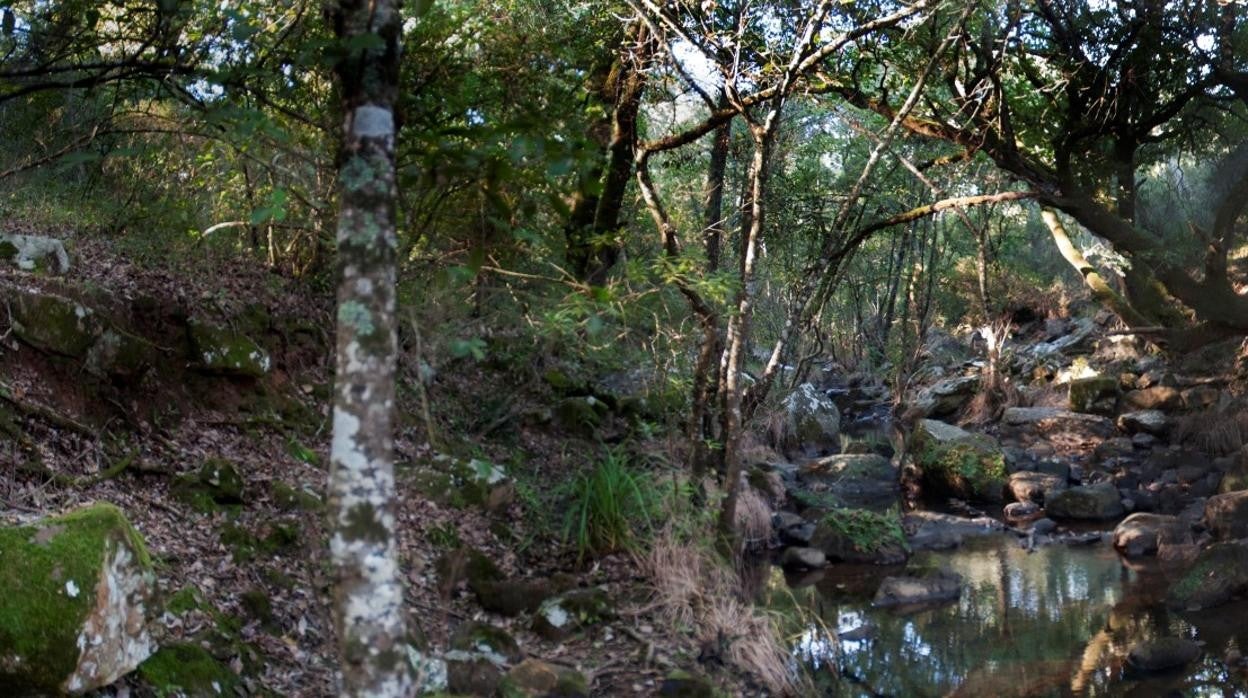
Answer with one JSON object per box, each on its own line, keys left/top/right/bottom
{"left": 173, "top": 458, "right": 246, "bottom": 511}
{"left": 187, "top": 319, "right": 271, "bottom": 377}
{"left": 501, "top": 659, "right": 588, "bottom": 697}
{"left": 1182, "top": 385, "right": 1221, "bottom": 410}
{"left": 136, "top": 643, "right": 240, "bottom": 698}
{"left": 1112, "top": 513, "right": 1189, "bottom": 558}
{"left": 1117, "top": 410, "right": 1169, "bottom": 436}
{"left": 1028, "top": 318, "right": 1097, "bottom": 357}
{"left": 1045, "top": 482, "right": 1125, "bottom": 520}
{"left": 903, "top": 511, "right": 1003, "bottom": 551}
{"left": 450, "top": 621, "right": 522, "bottom": 665}
{"left": 776, "top": 383, "right": 841, "bottom": 457}
{"left": 872, "top": 571, "right": 962, "bottom": 607}
{"left": 9, "top": 288, "right": 103, "bottom": 358}
{"left": 1032, "top": 518, "right": 1057, "bottom": 535}
{"left": 1166, "top": 541, "right": 1248, "bottom": 610}
{"left": 532, "top": 588, "right": 612, "bottom": 641}
{"left": 659, "top": 670, "right": 717, "bottom": 697}
{"left": 1068, "top": 375, "right": 1119, "bottom": 414}
{"left": 1127, "top": 637, "right": 1201, "bottom": 671}
{"left": 798, "top": 454, "right": 897, "bottom": 510}
{"left": 913, "top": 375, "right": 980, "bottom": 418}
{"left": 446, "top": 650, "right": 504, "bottom": 695}
{"left": 1008, "top": 471, "right": 1067, "bottom": 504}
{"left": 0, "top": 503, "right": 155, "bottom": 694}
{"left": 775, "top": 513, "right": 815, "bottom": 546}
{"left": 1221, "top": 455, "right": 1248, "bottom": 494}
{"left": 779, "top": 546, "right": 826, "bottom": 571}
{"left": 1001, "top": 407, "right": 1114, "bottom": 439}
{"left": 1132, "top": 433, "right": 1158, "bottom": 449}
{"left": 912, "top": 420, "right": 1006, "bottom": 502}
{"left": 1094, "top": 438, "right": 1136, "bottom": 462}
{"left": 810, "top": 507, "right": 908, "bottom": 564}
{"left": 1004, "top": 501, "right": 1041, "bottom": 521}
{"left": 0, "top": 233, "right": 70, "bottom": 273}
{"left": 1205, "top": 490, "right": 1248, "bottom": 540}
{"left": 1124, "top": 386, "right": 1182, "bottom": 411}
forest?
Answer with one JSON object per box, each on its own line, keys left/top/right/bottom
{"left": 1, "top": 0, "right": 1247, "bottom": 695}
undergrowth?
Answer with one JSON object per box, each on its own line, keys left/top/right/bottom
{"left": 559, "top": 446, "right": 662, "bottom": 560}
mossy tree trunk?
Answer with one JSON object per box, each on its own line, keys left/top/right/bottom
{"left": 325, "top": 1, "right": 412, "bottom": 696}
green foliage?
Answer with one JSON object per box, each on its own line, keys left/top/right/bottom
{"left": 560, "top": 446, "right": 661, "bottom": 560}
{"left": 820, "top": 507, "right": 907, "bottom": 555}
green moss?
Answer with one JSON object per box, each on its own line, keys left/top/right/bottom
{"left": 819, "top": 507, "right": 907, "bottom": 554}
{"left": 137, "top": 642, "right": 241, "bottom": 698}
{"left": 11, "top": 291, "right": 100, "bottom": 358}
{"left": 187, "top": 320, "right": 270, "bottom": 377}
{"left": 165, "top": 587, "right": 207, "bottom": 616}
{"left": 270, "top": 481, "right": 323, "bottom": 511}
{"left": 240, "top": 588, "right": 274, "bottom": 626}
{"left": 173, "top": 459, "right": 245, "bottom": 513}
{"left": 0, "top": 503, "right": 151, "bottom": 691}
{"left": 0, "top": 239, "right": 18, "bottom": 260}
{"left": 220, "top": 522, "right": 298, "bottom": 564}
{"left": 913, "top": 428, "right": 1006, "bottom": 501}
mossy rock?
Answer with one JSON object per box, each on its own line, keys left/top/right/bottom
{"left": 136, "top": 642, "right": 241, "bottom": 698}
{"left": 435, "top": 546, "right": 503, "bottom": 591}
{"left": 164, "top": 587, "right": 208, "bottom": 616}
{"left": 1166, "top": 542, "right": 1248, "bottom": 610}
{"left": 1068, "top": 375, "right": 1120, "bottom": 415}
{"left": 173, "top": 459, "right": 245, "bottom": 512}
{"left": 187, "top": 319, "right": 271, "bottom": 378}
{"left": 532, "top": 587, "right": 612, "bottom": 641}
{"left": 810, "top": 507, "right": 908, "bottom": 564}
{"left": 499, "top": 659, "right": 588, "bottom": 698}
{"left": 0, "top": 503, "right": 155, "bottom": 694}
{"left": 240, "top": 587, "right": 275, "bottom": 627}
{"left": 450, "top": 621, "right": 522, "bottom": 664}
{"left": 85, "top": 327, "right": 153, "bottom": 379}
{"left": 409, "top": 457, "right": 513, "bottom": 512}
{"left": 270, "top": 481, "right": 323, "bottom": 512}
{"left": 913, "top": 419, "right": 1007, "bottom": 503}
{"left": 10, "top": 289, "right": 103, "bottom": 358}
{"left": 219, "top": 522, "right": 298, "bottom": 564}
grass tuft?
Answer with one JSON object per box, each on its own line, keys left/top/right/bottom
{"left": 560, "top": 446, "right": 662, "bottom": 560}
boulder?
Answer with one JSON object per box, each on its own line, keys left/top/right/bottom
{"left": 913, "top": 375, "right": 980, "bottom": 418}
{"left": 1004, "top": 501, "right": 1042, "bottom": 522}
{"left": 532, "top": 588, "right": 612, "bottom": 641}
{"left": 1127, "top": 637, "right": 1201, "bottom": 672}
{"left": 779, "top": 546, "right": 826, "bottom": 571}
{"left": 776, "top": 383, "right": 840, "bottom": 457}
{"left": 1112, "top": 513, "right": 1189, "bottom": 558}
{"left": 1117, "top": 410, "right": 1169, "bottom": 437}
{"left": 903, "top": 511, "right": 1003, "bottom": 551}
{"left": 1008, "top": 471, "right": 1067, "bottom": 505}
{"left": 810, "top": 507, "right": 908, "bottom": 564}
{"left": 1124, "top": 386, "right": 1182, "bottom": 411}
{"left": 187, "top": 319, "right": 271, "bottom": 377}
{"left": 1182, "top": 386, "right": 1220, "bottom": 411}
{"left": 1166, "top": 541, "right": 1248, "bottom": 610}
{"left": 501, "top": 659, "right": 588, "bottom": 697}
{"left": 912, "top": 420, "right": 1006, "bottom": 502}
{"left": 798, "top": 454, "right": 897, "bottom": 510}
{"left": 1068, "top": 375, "right": 1119, "bottom": 415}
{"left": 0, "top": 233, "right": 70, "bottom": 273}
{"left": 1045, "top": 482, "right": 1125, "bottom": 520}
{"left": 872, "top": 571, "right": 962, "bottom": 607}
{"left": 9, "top": 288, "right": 103, "bottom": 358}
{"left": 0, "top": 503, "right": 155, "bottom": 694}
{"left": 1001, "top": 407, "right": 1114, "bottom": 439}
{"left": 1204, "top": 490, "right": 1248, "bottom": 540}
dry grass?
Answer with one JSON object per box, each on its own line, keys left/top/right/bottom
{"left": 734, "top": 485, "right": 775, "bottom": 554}
{"left": 1174, "top": 405, "right": 1248, "bottom": 456}
{"left": 640, "top": 529, "right": 798, "bottom": 695}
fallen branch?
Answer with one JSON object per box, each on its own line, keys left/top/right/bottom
{"left": 0, "top": 382, "right": 98, "bottom": 439}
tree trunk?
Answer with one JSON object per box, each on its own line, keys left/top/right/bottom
{"left": 325, "top": 1, "right": 412, "bottom": 696}
{"left": 703, "top": 96, "right": 731, "bottom": 273}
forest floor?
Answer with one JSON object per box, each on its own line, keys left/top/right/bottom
{"left": 0, "top": 229, "right": 744, "bottom": 696}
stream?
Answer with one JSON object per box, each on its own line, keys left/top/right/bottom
{"left": 769, "top": 532, "right": 1248, "bottom": 696}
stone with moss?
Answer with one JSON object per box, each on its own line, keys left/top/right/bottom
{"left": 798, "top": 454, "right": 898, "bottom": 510}
{"left": 777, "top": 383, "right": 841, "bottom": 458}
{"left": 173, "top": 459, "right": 245, "bottom": 513}
{"left": 408, "top": 456, "right": 513, "bottom": 512}
{"left": 532, "top": 587, "right": 612, "bottom": 641}
{"left": 811, "top": 507, "right": 909, "bottom": 564}
{"left": 270, "top": 481, "right": 323, "bottom": 512}
{"left": 500, "top": 659, "right": 588, "bottom": 697}
{"left": 219, "top": 522, "right": 298, "bottom": 564}
{"left": 912, "top": 419, "right": 1007, "bottom": 503}
{"left": 450, "top": 622, "right": 521, "bottom": 665}
{"left": 9, "top": 289, "right": 103, "bottom": 358}
{"left": 0, "top": 503, "right": 155, "bottom": 694}
{"left": 1166, "top": 541, "right": 1248, "bottom": 610}
{"left": 1068, "top": 375, "right": 1120, "bottom": 414}
{"left": 136, "top": 642, "right": 240, "bottom": 698}
{"left": 187, "top": 319, "right": 271, "bottom": 378}
{"left": 0, "top": 233, "right": 70, "bottom": 274}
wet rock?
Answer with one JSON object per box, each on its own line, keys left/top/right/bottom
{"left": 1068, "top": 375, "right": 1119, "bottom": 415}
{"left": 1112, "top": 513, "right": 1189, "bottom": 558}
{"left": 811, "top": 508, "right": 908, "bottom": 564}
{"left": 1001, "top": 407, "right": 1114, "bottom": 439}
{"left": 777, "top": 383, "right": 841, "bottom": 458}
{"left": 1117, "top": 410, "right": 1168, "bottom": 436}
{"left": 904, "top": 511, "right": 1003, "bottom": 551}
{"left": 1008, "top": 471, "right": 1067, "bottom": 505}
{"left": 779, "top": 546, "right": 826, "bottom": 571}
{"left": 0, "top": 233, "right": 70, "bottom": 273}
{"left": 798, "top": 454, "right": 897, "bottom": 510}
{"left": 532, "top": 588, "right": 612, "bottom": 641}
{"left": 1166, "top": 541, "right": 1248, "bottom": 610}
{"left": 1127, "top": 637, "right": 1201, "bottom": 672}
{"left": 912, "top": 420, "right": 1006, "bottom": 503}
{"left": 0, "top": 503, "right": 155, "bottom": 694}
{"left": 872, "top": 571, "right": 962, "bottom": 607}
{"left": 1205, "top": 490, "right": 1248, "bottom": 540}
{"left": 1124, "top": 386, "right": 1182, "bottom": 411}
{"left": 1045, "top": 482, "right": 1125, "bottom": 520}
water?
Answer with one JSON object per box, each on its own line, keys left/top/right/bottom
{"left": 772, "top": 534, "right": 1248, "bottom": 696}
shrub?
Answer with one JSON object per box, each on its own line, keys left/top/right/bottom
{"left": 560, "top": 447, "right": 661, "bottom": 560}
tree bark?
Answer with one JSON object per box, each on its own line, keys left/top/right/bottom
{"left": 325, "top": 1, "right": 412, "bottom": 695}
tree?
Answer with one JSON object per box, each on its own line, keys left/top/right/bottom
{"left": 324, "top": 0, "right": 411, "bottom": 695}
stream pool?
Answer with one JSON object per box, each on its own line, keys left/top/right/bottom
{"left": 769, "top": 533, "right": 1248, "bottom": 696}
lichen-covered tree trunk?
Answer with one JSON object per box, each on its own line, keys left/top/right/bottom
{"left": 325, "top": 1, "right": 412, "bottom": 696}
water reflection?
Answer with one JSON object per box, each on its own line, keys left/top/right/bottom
{"left": 771, "top": 535, "right": 1248, "bottom": 696}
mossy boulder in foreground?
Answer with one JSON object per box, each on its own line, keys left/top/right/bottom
{"left": 0, "top": 503, "right": 155, "bottom": 694}
{"left": 912, "top": 419, "right": 1007, "bottom": 503}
